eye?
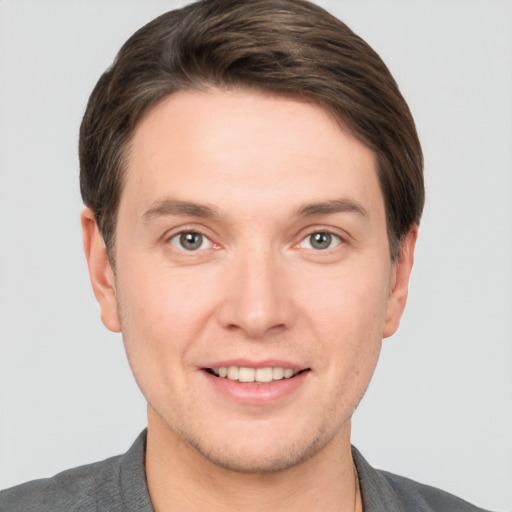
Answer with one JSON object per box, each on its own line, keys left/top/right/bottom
{"left": 299, "top": 231, "right": 341, "bottom": 250}
{"left": 169, "top": 231, "right": 212, "bottom": 251}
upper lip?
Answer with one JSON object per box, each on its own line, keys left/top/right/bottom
{"left": 201, "top": 359, "right": 308, "bottom": 371}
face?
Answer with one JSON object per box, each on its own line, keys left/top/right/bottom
{"left": 83, "top": 88, "right": 415, "bottom": 473}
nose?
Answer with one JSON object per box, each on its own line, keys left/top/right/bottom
{"left": 216, "top": 247, "right": 296, "bottom": 339}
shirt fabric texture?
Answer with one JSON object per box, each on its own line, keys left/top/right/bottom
{"left": 0, "top": 430, "right": 490, "bottom": 511}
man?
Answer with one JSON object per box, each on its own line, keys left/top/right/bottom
{"left": 0, "top": 0, "right": 492, "bottom": 510}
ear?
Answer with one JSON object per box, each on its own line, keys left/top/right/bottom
{"left": 382, "top": 226, "right": 418, "bottom": 339}
{"left": 81, "top": 208, "right": 121, "bottom": 333}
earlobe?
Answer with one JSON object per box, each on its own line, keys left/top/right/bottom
{"left": 81, "top": 208, "right": 121, "bottom": 333}
{"left": 382, "top": 226, "right": 418, "bottom": 339}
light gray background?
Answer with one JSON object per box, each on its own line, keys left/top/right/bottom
{"left": 0, "top": 1, "right": 511, "bottom": 510}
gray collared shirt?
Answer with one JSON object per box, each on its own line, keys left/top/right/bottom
{"left": 0, "top": 430, "right": 491, "bottom": 511}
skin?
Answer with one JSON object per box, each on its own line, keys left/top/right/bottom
{"left": 82, "top": 88, "right": 416, "bottom": 512}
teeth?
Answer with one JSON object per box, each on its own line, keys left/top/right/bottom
{"left": 255, "top": 367, "right": 273, "bottom": 383}
{"left": 239, "top": 367, "right": 255, "bottom": 382}
{"left": 272, "top": 367, "right": 284, "bottom": 380}
{"left": 227, "top": 366, "right": 239, "bottom": 380}
{"left": 283, "top": 368, "right": 294, "bottom": 378}
{"left": 211, "top": 366, "right": 300, "bottom": 383}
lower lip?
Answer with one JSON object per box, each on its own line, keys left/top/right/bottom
{"left": 202, "top": 370, "right": 309, "bottom": 405}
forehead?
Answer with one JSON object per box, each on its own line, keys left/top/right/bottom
{"left": 121, "top": 88, "right": 383, "bottom": 220}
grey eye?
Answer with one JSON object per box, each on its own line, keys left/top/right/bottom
{"left": 169, "top": 232, "right": 211, "bottom": 251}
{"left": 309, "top": 232, "right": 332, "bottom": 250}
{"left": 298, "top": 231, "right": 341, "bottom": 250}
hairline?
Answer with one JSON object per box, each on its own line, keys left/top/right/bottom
{"left": 103, "top": 84, "right": 403, "bottom": 266}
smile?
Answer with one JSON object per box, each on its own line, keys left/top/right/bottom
{"left": 206, "top": 366, "right": 305, "bottom": 383}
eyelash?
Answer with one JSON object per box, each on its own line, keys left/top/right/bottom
{"left": 168, "top": 230, "right": 214, "bottom": 252}
{"left": 297, "top": 231, "right": 343, "bottom": 251}
{"left": 166, "top": 228, "right": 344, "bottom": 253}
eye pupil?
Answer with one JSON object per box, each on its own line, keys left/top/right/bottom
{"left": 180, "top": 232, "right": 203, "bottom": 250}
{"left": 310, "top": 232, "right": 332, "bottom": 250}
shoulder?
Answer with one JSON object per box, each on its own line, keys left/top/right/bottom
{"left": 352, "top": 446, "right": 491, "bottom": 512}
{"left": 0, "top": 455, "right": 123, "bottom": 512}
{"left": 0, "top": 430, "right": 151, "bottom": 512}
{"left": 379, "top": 470, "right": 491, "bottom": 512}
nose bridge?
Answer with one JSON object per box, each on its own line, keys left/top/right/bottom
{"left": 218, "top": 242, "right": 294, "bottom": 338}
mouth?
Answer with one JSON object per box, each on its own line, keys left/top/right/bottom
{"left": 203, "top": 366, "right": 309, "bottom": 384}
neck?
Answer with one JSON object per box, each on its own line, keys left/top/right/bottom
{"left": 145, "top": 409, "right": 361, "bottom": 512}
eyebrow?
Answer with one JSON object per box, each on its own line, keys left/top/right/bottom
{"left": 142, "top": 197, "right": 368, "bottom": 222}
{"left": 142, "top": 199, "right": 220, "bottom": 221}
{"left": 297, "top": 199, "right": 368, "bottom": 218}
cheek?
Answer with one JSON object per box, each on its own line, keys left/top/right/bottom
{"left": 300, "top": 262, "right": 391, "bottom": 337}
{"left": 297, "top": 262, "right": 389, "bottom": 391}
{"left": 114, "top": 275, "right": 208, "bottom": 407}
{"left": 114, "top": 259, "right": 227, "bottom": 380}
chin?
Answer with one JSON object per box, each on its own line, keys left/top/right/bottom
{"left": 176, "top": 421, "right": 337, "bottom": 474}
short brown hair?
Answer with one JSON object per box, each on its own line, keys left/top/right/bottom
{"left": 79, "top": 0, "right": 424, "bottom": 261}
